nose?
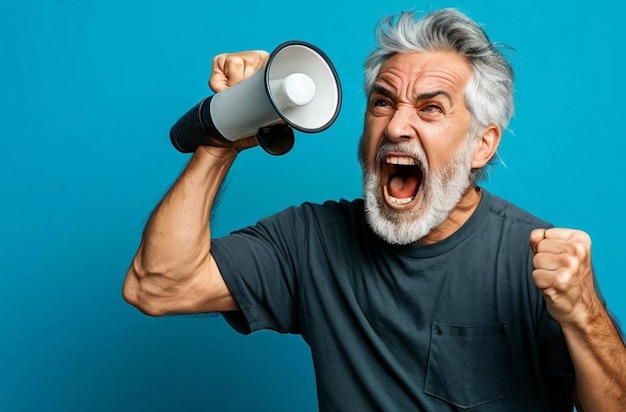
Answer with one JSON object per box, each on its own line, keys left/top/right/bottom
{"left": 385, "top": 104, "right": 418, "bottom": 142}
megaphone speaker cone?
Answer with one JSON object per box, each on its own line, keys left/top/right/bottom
{"left": 265, "top": 41, "right": 342, "bottom": 133}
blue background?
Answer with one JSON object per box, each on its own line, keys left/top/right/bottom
{"left": 1, "top": 0, "right": 623, "bottom": 410}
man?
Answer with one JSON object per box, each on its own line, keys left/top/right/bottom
{"left": 123, "top": 8, "right": 625, "bottom": 411}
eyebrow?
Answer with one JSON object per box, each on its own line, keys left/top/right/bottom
{"left": 370, "top": 84, "right": 452, "bottom": 103}
{"left": 416, "top": 90, "right": 452, "bottom": 102}
{"left": 370, "top": 84, "right": 396, "bottom": 100}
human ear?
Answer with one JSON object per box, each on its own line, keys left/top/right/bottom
{"left": 471, "top": 125, "right": 501, "bottom": 168}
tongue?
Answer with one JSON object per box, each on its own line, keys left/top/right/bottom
{"left": 389, "top": 174, "right": 419, "bottom": 199}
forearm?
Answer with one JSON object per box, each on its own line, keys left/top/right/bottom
{"left": 138, "top": 148, "right": 233, "bottom": 276}
{"left": 563, "top": 303, "right": 626, "bottom": 411}
{"left": 123, "top": 146, "right": 238, "bottom": 315}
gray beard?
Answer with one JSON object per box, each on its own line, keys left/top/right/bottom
{"left": 361, "top": 136, "right": 477, "bottom": 245}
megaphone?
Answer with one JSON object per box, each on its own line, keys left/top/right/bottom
{"left": 170, "top": 41, "right": 342, "bottom": 155}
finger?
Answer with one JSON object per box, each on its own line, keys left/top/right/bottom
{"left": 534, "top": 240, "right": 588, "bottom": 277}
{"left": 209, "top": 53, "right": 231, "bottom": 92}
{"left": 240, "top": 63, "right": 259, "bottom": 85}
{"left": 534, "top": 238, "right": 579, "bottom": 255}
{"left": 533, "top": 246, "right": 585, "bottom": 290}
{"left": 532, "top": 268, "right": 559, "bottom": 292}
{"left": 532, "top": 268, "right": 553, "bottom": 290}
{"left": 246, "top": 50, "right": 270, "bottom": 70}
{"left": 530, "top": 228, "right": 548, "bottom": 250}
{"left": 223, "top": 56, "right": 247, "bottom": 86}
{"left": 209, "top": 51, "right": 269, "bottom": 92}
{"left": 544, "top": 228, "right": 591, "bottom": 247}
{"left": 533, "top": 251, "right": 565, "bottom": 272}
{"left": 224, "top": 51, "right": 268, "bottom": 87}
{"left": 232, "top": 135, "right": 260, "bottom": 152}
{"left": 534, "top": 238, "right": 591, "bottom": 266}
{"left": 209, "top": 72, "right": 230, "bottom": 93}
{"left": 532, "top": 266, "right": 577, "bottom": 293}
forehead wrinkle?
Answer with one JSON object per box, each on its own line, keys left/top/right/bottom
{"left": 371, "top": 81, "right": 454, "bottom": 107}
{"left": 374, "top": 71, "right": 465, "bottom": 106}
{"left": 376, "top": 52, "right": 472, "bottom": 103}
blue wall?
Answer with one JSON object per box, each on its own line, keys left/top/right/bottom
{"left": 1, "top": 0, "right": 623, "bottom": 410}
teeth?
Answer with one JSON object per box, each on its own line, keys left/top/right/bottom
{"left": 389, "top": 195, "right": 413, "bottom": 206}
{"left": 385, "top": 155, "right": 417, "bottom": 166}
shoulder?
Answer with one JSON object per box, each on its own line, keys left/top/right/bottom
{"left": 483, "top": 190, "right": 552, "bottom": 231}
{"left": 270, "top": 198, "right": 364, "bottom": 226}
{"left": 286, "top": 199, "right": 371, "bottom": 245}
{"left": 246, "top": 198, "right": 366, "bottom": 238}
{"left": 474, "top": 190, "right": 552, "bottom": 256}
{"left": 300, "top": 198, "right": 365, "bottom": 218}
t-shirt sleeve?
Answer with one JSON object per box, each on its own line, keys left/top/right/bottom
{"left": 211, "top": 205, "right": 308, "bottom": 335}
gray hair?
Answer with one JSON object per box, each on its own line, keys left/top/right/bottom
{"left": 363, "top": 8, "right": 514, "bottom": 182}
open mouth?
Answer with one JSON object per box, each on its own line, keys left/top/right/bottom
{"left": 381, "top": 155, "right": 423, "bottom": 209}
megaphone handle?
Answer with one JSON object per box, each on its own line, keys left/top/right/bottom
{"left": 169, "top": 97, "right": 231, "bottom": 153}
{"left": 169, "top": 98, "right": 208, "bottom": 153}
{"left": 256, "top": 124, "right": 295, "bottom": 156}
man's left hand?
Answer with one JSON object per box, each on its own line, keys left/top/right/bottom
{"left": 530, "top": 228, "right": 600, "bottom": 326}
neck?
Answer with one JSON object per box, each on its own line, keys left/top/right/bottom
{"left": 418, "top": 186, "right": 482, "bottom": 245}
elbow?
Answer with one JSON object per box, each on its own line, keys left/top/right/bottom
{"left": 122, "top": 251, "right": 226, "bottom": 315}
{"left": 122, "top": 259, "right": 170, "bottom": 317}
{"left": 122, "top": 280, "right": 169, "bottom": 317}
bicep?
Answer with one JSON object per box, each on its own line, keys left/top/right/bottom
{"left": 174, "top": 253, "right": 239, "bottom": 314}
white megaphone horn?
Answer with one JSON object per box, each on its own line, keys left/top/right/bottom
{"left": 170, "top": 41, "right": 342, "bottom": 155}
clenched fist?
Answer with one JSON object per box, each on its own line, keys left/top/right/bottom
{"left": 209, "top": 50, "right": 270, "bottom": 93}
{"left": 530, "top": 228, "right": 601, "bottom": 326}
{"left": 196, "top": 50, "right": 270, "bottom": 154}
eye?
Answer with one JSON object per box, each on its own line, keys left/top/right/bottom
{"left": 368, "top": 96, "right": 394, "bottom": 115}
{"left": 374, "top": 98, "right": 389, "bottom": 107}
{"left": 421, "top": 104, "right": 442, "bottom": 113}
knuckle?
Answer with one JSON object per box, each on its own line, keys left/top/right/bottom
{"left": 555, "top": 274, "right": 571, "bottom": 291}
{"left": 212, "top": 54, "right": 227, "bottom": 69}
{"left": 564, "top": 242, "right": 577, "bottom": 255}
{"left": 574, "top": 243, "right": 590, "bottom": 260}
{"left": 573, "top": 229, "right": 591, "bottom": 243}
{"left": 226, "top": 56, "right": 245, "bottom": 68}
{"left": 554, "top": 269, "right": 575, "bottom": 291}
{"left": 562, "top": 249, "right": 583, "bottom": 271}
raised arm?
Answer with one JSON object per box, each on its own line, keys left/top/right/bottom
{"left": 123, "top": 50, "right": 269, "bottom": 316}
{"left": 531, "top": 228, "right": 626, "bottom": 411}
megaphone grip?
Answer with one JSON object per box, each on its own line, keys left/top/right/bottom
{"left": 170, "top": 97, "right": 231, "bottom": 153}
{"left": 169, "top": 98, "right": 209, "bottom": 153}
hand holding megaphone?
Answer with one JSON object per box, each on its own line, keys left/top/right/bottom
{"left": 170, "top": 41, "right": 342, "bottom": 156}
{"left": 209, "top": 50, "right": 270, "bottom": 93}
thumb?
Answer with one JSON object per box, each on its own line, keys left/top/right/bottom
{"left": 232, "top": 135, "right": 259, "bottom": 152}
{"left": 530, "top": 228, "right": 547, "bottom": 250}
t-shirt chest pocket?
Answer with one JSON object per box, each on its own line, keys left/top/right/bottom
{"left": 424, "top": 322, "right": 511, "bottom": 409}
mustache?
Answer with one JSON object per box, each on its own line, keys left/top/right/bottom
{"left": 375, "top": 140, "right": 428, "bottom": 169}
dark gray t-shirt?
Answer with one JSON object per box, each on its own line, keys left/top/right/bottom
{"left": 211, "top": 190, "right": 574, "bottom": 411}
